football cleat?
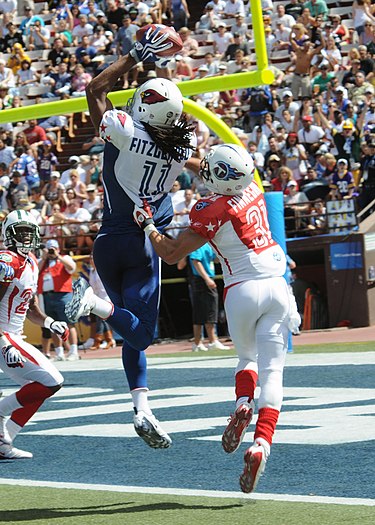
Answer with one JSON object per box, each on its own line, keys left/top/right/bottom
{"left": 239, "top": 440, "right": 268, "bottom": 493}
{"left": 65, "top": 277, "right": 94, "bottom": 323}
{"left": 222, "top": 400, "right": 255, "bottom": 454}
{"left": 0, "top": 441, "right": 33, "bottom": 460}
{"left": 133, "top": 411, "right": 172, "bottom": 449}
{"left": 0, "top": 416, "right": 11, "bottom": 445}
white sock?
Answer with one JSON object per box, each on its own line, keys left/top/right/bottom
{"left": 69, "top": 344, "right": 78, "bottom": 356}
{"left": 236, "top": 396, "right": 250, "bottom": 410}
{"left": 254, "top": 437, "right": 271, "bottom": 457}
{"left": 92, "top": 296, "right": 113, "bottom": 319}
{"left": 55, "top": 346, "right": 64, "bottom": 358}
{"left": 131, "top": 388, "right": 151, "bottom": 415}
{"left": 7, "top": 418, "right": 22, "bottom": 442}
{"left": 0, "top": 393, "right": 22, "bottom": 417}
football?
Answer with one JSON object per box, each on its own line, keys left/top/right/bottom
{"left": 135, "top": 24, "right": 183, "bottom": 57}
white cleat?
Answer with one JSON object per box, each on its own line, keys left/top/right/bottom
{"left": 65, "top": 277, "right": 94, "bottom": 323}
{"left": 0, "top": 441, "right": 33, "bottom": 460}
{"left": 239, "top": 439, "right": 269, "bottom": 493}
{"left": 0, "top": 416, "right": 11, "bottom": 445}
{"left": 133, "top": 411, "right": 172, "bottom": 449}
{"left": 207, "top": 340, "right": 231, "bottom": 351}
{"left": 192, "top": 343, "right": 208, "bottom": 352}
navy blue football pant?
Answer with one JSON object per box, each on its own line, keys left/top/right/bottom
{"left": 93, "top": 232, "right": 160, "bottom": 391}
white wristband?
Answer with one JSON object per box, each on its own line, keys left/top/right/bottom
{"left": 44, "top": 316, "right": 54, "bottom": 330}
{"left": 144, "top": 224, "right": 158, "bottom": 238}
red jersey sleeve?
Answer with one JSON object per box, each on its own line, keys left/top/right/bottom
{"left": 189, "top": 195, "right": 228, "bottom": 240}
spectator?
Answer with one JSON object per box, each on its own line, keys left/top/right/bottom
{"left": 223, "top": 32, "right": 248, "bottom": 61}
{"left": 13, "top": 130, "right": 32, "bottom": 156}
{"left": 6, "top": 171, "right": 29, "bottom": 210}
{"left": 115, "top": 15, "right": 139, "bottom": 88}
{"left": 19, "top": 6, "right": 45, "bottom": 35}
{"left": 284, "top": 179, "right": 310, "bottom": 232}
{"left": 297, "top": 115, "right": 325, "bottom": 164}
{"left": 23, "top": 119, "right": 47, "bottom": 149}
{"left": 352, "top": 0, "right": 375, "bottom": 37}
{"left": 0, "top": 137, "right": 15, "bottom": 165}
{"left": 37, "top": 238, "right": 79, "bottom": 360}
{"left": 168, "top": 187, "right": 197, "bottom": 238}
{"left": 303, "top": 0, "right": 329, "bottom": 21}
{"left": 195, "top": 5, "right": 219, "bottom": 33}
{"left": 172, "top": 55, "right": 194, "bottom": 81}
{"left": 81, "top": 133, "right": 105, "bottom": 155}
{"left": 206, "top": 0, "right": 226, "bottom": 18}
{"left": 62, "top": 198, "right": 91, "bottom": 254}
{"left": 8, "top": 145, "right": 40, "bottom": 189}
{"left": 170, "top": 0, "right": 190, "bottom": 31}
{"left": 285, "top": 0, "right": 303, "bottom": 21}
{"left": 358, "top": 44, "right": 375, "bottom": 82}
{"left": 223, "top": 0, "right": 245, "bottom": 19}
{"left": 290, "top": 37, "right": 322, "bottom": 99}
{"left": 241, "top": 85, "right": 274, "bottom": 131}
{"left": 72, "top": 14, "right": 94, "bottom": 45}
{"left": 7, "top": 43, "right": 31, "bottom": 75}
{"left": 248, "top": 141, "right": 265, "bottom": 175}
{"left": 41, "top": 170, "right": 67, "bottom": 209}
{"left": 281, "top": 132, "right": 308, "bottom": 182}
{"left": 105, "top": 0, "right": 127, "bottom": 31}
{"left": 359, "top": 141, "right": 375, "bottom": 210}
{"left": 309, "top": 198, "right": 327, "bottom": 233}
{"left": 47, "top": 38, "right": 69, "bottom": 68}
{"left": 64, "top": 169, "right": 87, "bottom": 201}
{"left": 37, "top": 140, "right": 58, "bottom": 189}
{"left": 83, "top": 192, "right": 103, "bottom": 252}
{"left": 271, "top": 165, "right": 295, "bottom": 193}
{"left": 311, "top": 62, "right": 335, "bottom": 94}
{"left": 330, "top": 14, "right": 350, "bottom": 45}
{"left": 188, "top": 243, "right": 229, "bottom": 351}
{"left": 329, "top": 158, "right": 355, "bottom": 200}
{"left": 359, "top": 21, "right": 375, "bottom": 51}
{"left": 178, "top": 26, "right": 199, "bottom": 58}
{"left": 38, "top": 114, "right": 68, "bottom": 145}
{"left": 54, "top": 17, "right": 74, "bottom": 46}
{"left": 230, "top": 13, "right": 251, "bottom": 38}
{"left": 82, "top": 183, "right": 100, "bottom": 214}
{"left": 44, "top": 61, "right": 72, "bottom": 99}
{"left": 323, "top": 36, "right": 342, "bottom": 73}
{"left": 1, "top": 21, "right": 25, "bottom": 52}
{"left": 16, "top": 60, "right": 40, "bottom": 97}
{"left": 212, "top": 22, "right": 233, "bottom": 57}
{"left": 71, "top": 63, "right": 92, "bottom": 96}
{"left": 28, "top": 19, "right": 50, "bottom": 50}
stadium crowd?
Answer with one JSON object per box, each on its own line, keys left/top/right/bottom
{"left": 0, "top": 0, "right": 374, "bottom": 246}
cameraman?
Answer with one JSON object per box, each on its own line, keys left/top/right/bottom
{"left": 37, "top": 239, "right": 79, "bottom": 361}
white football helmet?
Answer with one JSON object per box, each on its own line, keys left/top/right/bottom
{"left": 200, "top": 144, "right": 255, "bottom": 195}
{"left": 2, "top": 209, "right": 40, "bottom": 256}
{"left": 126, "top": 78, "right": 183, "bottom": 127}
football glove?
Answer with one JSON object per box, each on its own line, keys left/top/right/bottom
{"left": 2, "top": 345, "right": 26, "bottom": 368}
{"left": 130, "top": 27, "right": 173, "bottom": 63}
{"left": 133, "top": 199, "right": 155, "bottom": 229}
{"left": 154, "top": 56, "right": 171, "bottom": 69}
{"left": 44, "top": 316, "right": 70, "bottom": 341}
{"left": 0, "top": 262, "right": 14, "bottom": 283}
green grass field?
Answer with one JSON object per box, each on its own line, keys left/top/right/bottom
{"left": 1, "top": 485, "right": 374, "bottom": 525}
{"left": 149, "top": 341, "right": 375, "bottom": 358}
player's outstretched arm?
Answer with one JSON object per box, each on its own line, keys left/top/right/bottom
{"left": 86, "top": 55, "right": 137, "bottom": 132}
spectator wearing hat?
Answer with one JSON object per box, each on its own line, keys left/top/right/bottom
{"left": 241, "top": 85, "right": 275, "bottom": 131}
{"left": 41, "top": 170, "right": 67, "bottom": 209}
{"left": 37, "top": 239, "right": 79, "bottom": 361}
{"left": 60, "top": 155, "right": 86, "bottom": 186}
{"left": 311, "top": 62, "right": 335, "bottom": 94}
{"left": 274, "top": 90, "right": 299, "bottom": 121}
{"left": 194, "top": 66, "right": 220, "bottom": 106}
{"left": 19, "top": 6, "right": 45, "bottom": 35}
{"left": 178, "top": 27, "right": 199, "bottom": 58}
{"left": 37, "top": 140, "right": 58, "bottom": 189}
{"left": 342, "top": 59, "right": 362, "bottom": 88}
{"left": 223, "top": 32, "right": 248, "bottom": 60}
{"left": 297, "top": 115, "right": 325, "bottom": 165}
{"left": 212, "top": 22, "right": 233, "bottom": 57}
{"left": 93, "top": 10, "right": 112, "bottom": 32}
{"left": 264, "top": 25, "right": 277, "bottom": 53}
{"left": 6, "top": 171, "right": 29, "bottom": 210}
{"left": 329, "top": 159, "right": 355, "bottom": 200}
{"left": 82, "top": 183, "right": 100, "bottom": 214}
{"left": 274, "top": 20, "right": 292, "bottom": 51}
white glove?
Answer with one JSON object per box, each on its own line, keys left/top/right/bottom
{"left": 0, "top": 262, "right": 14, "bottom": 282}
{"left": 130, "top": 27, "right": 173, "bottom": 63}
{"left": 2, "top": 345, "right": 26, "bottom": 368}
{"left": 44, "top": 316, "right": 70, "bottom": 341}
{"left": 288, "top": 292, "right": 301, "bottom": 332}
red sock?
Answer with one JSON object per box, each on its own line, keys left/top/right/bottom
{"left": 254, "top": 407, "right": 279, "bottom": 445}
{"left": 235, "top": 369, "right": 258, "bottom": 401}
{"left": 12, "top": 382, "right": 55, "bottom": 428}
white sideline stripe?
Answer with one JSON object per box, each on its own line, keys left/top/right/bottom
{"left": 0, "top": 478, "right": 374, "bottom": 506}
